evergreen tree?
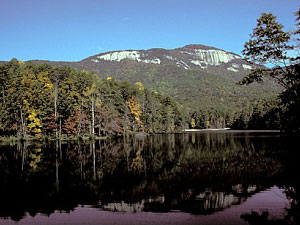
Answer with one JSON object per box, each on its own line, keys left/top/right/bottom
{"left": 240, "top": 9, "right": 300, "bottom": 133}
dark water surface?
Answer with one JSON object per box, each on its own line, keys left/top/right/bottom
{"left": 0, "top": 132, "right": 299, "bottom": 225}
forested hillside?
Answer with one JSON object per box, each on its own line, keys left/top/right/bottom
{"left": 30, "top": 45, "right": 281, "bottom": 114}
{"left": 1, "top": 40, "right": 290, "bottom": 140}
{"left": 23, "top": 44, "right": 282, "bottom": 131}
{"left": 0, "top": 60, "right": 183, "bottom": 139}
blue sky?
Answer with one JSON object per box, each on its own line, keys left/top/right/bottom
{"left": 0, "top": 0, "right": 299, "bottom": 61}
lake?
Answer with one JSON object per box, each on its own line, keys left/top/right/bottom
{"left": 0, "top": 131, "right": 299, "bottom": 225}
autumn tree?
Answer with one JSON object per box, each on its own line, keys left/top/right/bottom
{"left": 127, "top": 96, "right": 144, "bottom": 132}
{"left": 190, "top": 118, "right": 196, "bottom": 129}
{"left": 0, "top": 61, "right": 184, "bottom": 138}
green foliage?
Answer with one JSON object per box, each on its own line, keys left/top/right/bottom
{"left": 242, "top": 13, "right": 292, "bottom": 66}
{"left": 0, "top": 61, "right": 184, "bottom": 139}
{"left": 295, "top": 7, "right": 300, "bottom": 43}
{"left": 240, "top": 7, "right": 300, "bottom": 133}
{"left": 94, "top": 63, "right": 279, "bottom": 113}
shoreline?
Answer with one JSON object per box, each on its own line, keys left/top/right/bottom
{"left": 184, "top": 128, "right": 281, "bottom": 133}
{"left": 0, "top": 129, "right": 283, "bottom": 143}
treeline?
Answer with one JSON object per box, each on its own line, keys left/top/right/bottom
{"left": 0, "top": 59, "right": 183, "bottom": 139}
{"left": 188, "top": 6, "right": 300, "bottom": 133}
{"left": 0, "top": 59, "right": 288, "bottom": 139}
{"left": 186, "top": 98, "right": 281, "bottom": 130}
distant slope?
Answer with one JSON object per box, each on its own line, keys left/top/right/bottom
{"left": 29, "top": 44, "right": 280, "bottom": 112}
{"left": 78, "top": 44, "right": 254, "bottom": 74}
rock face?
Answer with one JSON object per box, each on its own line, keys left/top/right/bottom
{"left": 95, "top": 50, "right": 161, "bottom": 64}
{"left": 179, "top": 45, "right": 241, "bottom": 68}
{"left": 28, "top": 44, "right": 277, "bottom": 112}
{"left": 83, "top": 44, "right": 254, "bottom": 73}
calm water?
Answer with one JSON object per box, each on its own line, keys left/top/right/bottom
{"left": 0, "top": 132, "right": 299, "bottom": 225}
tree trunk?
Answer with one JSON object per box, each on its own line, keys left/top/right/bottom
{"left": 59, "top": 117, "right": 62, "bottom": 139}
{"left": 19, "top": 105, "right": 26, "bottom": 139}
{"left": 91, "top": 99, "right": 95, "bottom": 137}
{"left": 55, "top": 140, "right": 59, "bottom": 191}
{"left": 78, "top": 100, "right": 82, "bottom": 136}
{"left": 21, "top": 141, "right": 27, "bottom": 174}
{"left": 92, "top": 141, "right": 96, "bottom": 180}
{"left": 54, "top": 81, "right": 58, "bottom": 139}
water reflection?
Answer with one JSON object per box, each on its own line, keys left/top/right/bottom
{"left": 97, "top": 184, "right": 258, "bottom": 214}
{"left": 0, "top": 132, "right": 298, "bottom": 224}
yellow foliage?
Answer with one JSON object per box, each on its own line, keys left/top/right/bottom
{"left": 33, "top": 128, "right": 41, "bottom": 133}
{"left": 95, "top": 98, "right": 102, "bottom": 107}
{"left": 28, "top": 123, "right": 35, "bottom": 129}
{"left": 27, "top": 109, "right": 42, "bottom": 138}
{"left": 44, "top": 82, "right": 53, "bottom": 89}
{"left": 28, "top": 111, "right": 37, "bottom": 120}
{"left": 83, "top": 83, "right": 97, "bottom": 98}
{"left": 35, "top": 133, "right": 42, "bottom": 139}
{"left": 131, "top": 149, "right": 143, "bottom": 172}
{"left": 135, "top": 82, "right": 144, "bottom": 91}
{"left": 18, "top": 61, "right": 25, "bottom": 65}
{"left": 191, "top": 118, "right": 196, "bottom": 128}
{"left": 127, "top": 97, "right": 144, "bottom": 130}
{"left": 29, "top": 147, "right": 42, "bottom": 170}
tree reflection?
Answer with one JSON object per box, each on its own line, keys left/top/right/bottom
{"left": 241, "top": 188, "right": 299, "bottom": 225}
{"left": 241, "top": 186, "right": 299, "bottom": 225}
{"left": 0, "top": 133, "right": 296, "bottom": 221}
{"left": 241, "top": 136, "right": 300, "bottom": 225}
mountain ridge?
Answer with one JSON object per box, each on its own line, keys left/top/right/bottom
{"left": 79, "top": 44, "right": 253, "bottom": 73}
{"left": 2, "top": 44, "right": 279, "bottom": 113}
{"left": 23, "top": 44, "right": 251, "bottom": 73}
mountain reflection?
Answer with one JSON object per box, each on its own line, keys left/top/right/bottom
{"left": 99, "top": 184, "right": 258, "bottom": 214}
{"left": 0, "top": 133, "right": 294, "bottom": 221}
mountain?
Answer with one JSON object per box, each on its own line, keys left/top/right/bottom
{"left": 80, "top": 44, "right": 254, "bottom": 73}
{"left": 30, "top": 44, "right": 280, "bottom": 112}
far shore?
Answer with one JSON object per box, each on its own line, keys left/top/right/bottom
{"left": 184, "top": 128, "right": 281, "bottom": 133}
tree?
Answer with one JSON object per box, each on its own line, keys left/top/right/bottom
{"left": 0, "top": 60, "right": 184, "bottom": 138}
{"left": 127, "top": 96, "right": 144, "bottom": 132}
{"left": 83, "top": 82, "right": 102, "bottom": 137}
{"left": 240, "top": 9, "right": 300, "bottom": 133}
{"left": 190, "top": 118, "right": 196, "bottom": 129}
{"left": 241, "top": 13, "right": 294, "bottom": 87}
{"left": 295, "top": 7, "right": 300, "bottom": 46}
